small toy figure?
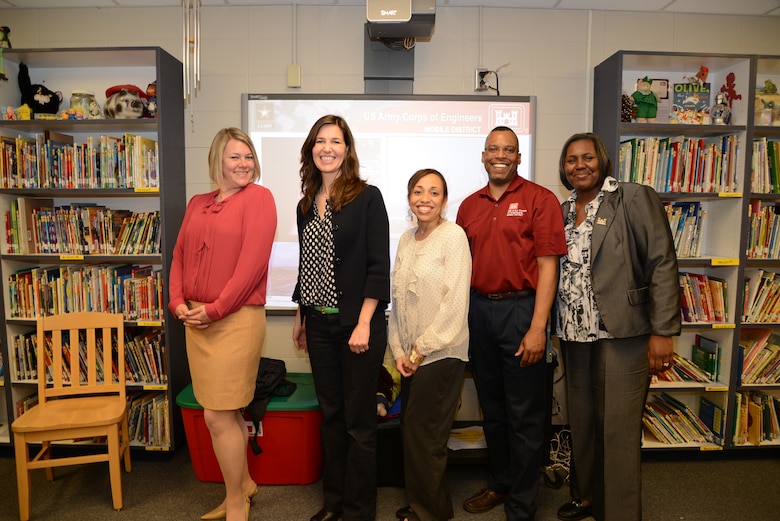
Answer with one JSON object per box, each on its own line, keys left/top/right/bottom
{"left": 17, "top": 103, "right": 31, "bottom": 120}
{"left": 146, "top": 81, "right": 157, "bottom": 118}
{"left": 88, "top": 98, "right": 103, "bottom": 119}
{"left": 764, "top": 78, "right": 778, "bottom": 95}
{"left": 5, "top": 105, "right": 15, "bottom": 120}
{"left": 719, "top": 72, "right": 742, "bottom": 109}
{"left": 684, "top": 66, "right": 709, "bottom": 85}
{"left": 631, "top": 77, "right": 658, "bottom": 123}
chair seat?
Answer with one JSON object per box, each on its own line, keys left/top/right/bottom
{"left": 12, "top": 397, "right": 127, "bottom": 433}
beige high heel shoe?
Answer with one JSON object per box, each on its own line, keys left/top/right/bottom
{"left": 200, "top": 485, "right": 259, "bottom": 520}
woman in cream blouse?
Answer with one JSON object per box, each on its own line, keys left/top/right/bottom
{"left": 388, "top": 168, "right": 472, "bottom": 521}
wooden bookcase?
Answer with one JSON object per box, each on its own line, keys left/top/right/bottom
{"left": 0, "top": 47, "right": 188, "bottom": 451}
{"left": 594, "top": 50, "right": 780, "bottom": 451}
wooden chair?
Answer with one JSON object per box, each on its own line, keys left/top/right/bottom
{"left": 11, "top": 312, "right": 132, "bottom": 521}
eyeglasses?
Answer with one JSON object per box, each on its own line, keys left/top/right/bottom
{"left": 485, "top": 146, "right": 518, "bottom": 155}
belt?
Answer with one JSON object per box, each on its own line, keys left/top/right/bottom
{"left": 475, "top": 289, "right": 534, "bottom": 300}
{"left": 311, "top": 305, "right": 340, "bottom": 314}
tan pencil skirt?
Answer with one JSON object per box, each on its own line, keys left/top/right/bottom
{"left": 185, "top": 303, "right": 266, "bottom": 411}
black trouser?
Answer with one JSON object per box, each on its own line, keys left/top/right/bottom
{"left": 304, "top": 307, "right": 386, "bottom": 521}
{"left": 468, "top": 291, "right": 546, "bottom": 521}
{"left": 400, "top": 357, "right": 466, "bottom": 521}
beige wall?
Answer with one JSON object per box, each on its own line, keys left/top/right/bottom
{"left": 3, "top": 5, "right": 780, "bottom": 417}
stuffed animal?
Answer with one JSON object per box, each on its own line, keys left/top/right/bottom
{"left": 18, "top": 63, "right": 62, "bottom": 115}
{"left": 104, "top": 84, "right": 148, "bottom": 119}
{"left": 146, "top": 81, "right": 157, "bottom": 117}
{"left": 630, "top": 76, "right": 658, "bottom": 123}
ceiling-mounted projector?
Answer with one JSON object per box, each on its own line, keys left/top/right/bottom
{"left": 366, "top": 0, "right": 436, "bottom": 40}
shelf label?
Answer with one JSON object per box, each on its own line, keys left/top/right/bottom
{"left": 710, "top": 258, "right": 739, "bottom": 266}
{"left": 699, "top": 445, "right": 723, "bottom": 451}
{"left": 704, "top": 386, "right": 728, "bottom": 392}
{"left": 60, "top": 254, "right": 85, "bottom": 261}
{"left": 134, "top": 187, "right": 160, "bottom": 193}
{"left": 144, "top": 446, "right": 170, "bottom": 451}
{"left": 711, "top": 323, "right": 735, "bottom": 329}
{"left": 717, "top": 192, "right": 742, "bottom": 198}
{"left": 143, "top": 385, "right": 167, "bottom": 391}
{"left": 136, "top": 321, "right": 163, "bottom": 327}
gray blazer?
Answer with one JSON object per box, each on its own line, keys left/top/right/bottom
{"left": 561, "top": 182, "right": 681, "bottom": 339}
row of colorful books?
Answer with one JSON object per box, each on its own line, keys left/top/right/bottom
{"left": 127, "top": 391, "right": 170, "bottom": 448}
{"left": 642, "top": 392, "right": 720, "bottom": 445}
{"left": 654, "top": 335, "right": 722, "bottom": 384}
{"left": 0, "top": 132, "right": 158, "bottom": 190}
{"left": 7, "top": 328, "right": 166, "bottom": 386}
{"left": 738, "top": 328, "right": 780, "bottom": 385}
{"left": 7, "top": 264, "right": 164, "bottom": 321}
{"left": 618, "top": 134, "right": 739, "bottom": 193}
{"left": 665, "top": 201, "right": 706, "bottom": 258}
{"left": 746, "top": 200, "right": 780, "bottom": 259}
{"left": 732, "top": 391, "right": 780, "bottom": 446}
{"left": 679, "top": 271, "right": 728, "bottom": 323}
{"left": 15, "top": 392, "right": 38, "bottom": 419}
{"left": 12, "top": 390, "right": 170, "bottom": 448}
{"left": 742, "top": 269, "right": 780, "bottom": 324}
{"left": 4, "top": 197, "right": 160, "bottom": 256}
{"left": 750, "top": 137, "right": 780, "bottom": 194}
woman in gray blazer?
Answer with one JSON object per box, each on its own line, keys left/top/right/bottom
{"left": 554, "top": 133, "right": 681, "bottom": 521}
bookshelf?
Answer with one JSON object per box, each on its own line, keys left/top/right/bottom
{"left": 0, "top": 47, "right": 187, "bottom": 451}
{"left": 593, "top": 50, "right": 780, "bottom": 451}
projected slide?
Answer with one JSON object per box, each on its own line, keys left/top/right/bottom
{"left": 242, "top": 94, "right": 536, "bottom": 308}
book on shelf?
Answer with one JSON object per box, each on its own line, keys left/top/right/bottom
{"left": 671, "top": 82, "right": 711, "bottom": 124}
{"left": 699, "top": 396, "right": 725, "bottom": 445}
{"left": 16, "top": 197, "right": 54, "bottom": 255}
{"left": 691, "top": 334, "right": 721, "bottom": 381}
{"left": 738, "top": 329, "right": 780, "bottom": 385}
{"left": 665, "top": 201, "right": 705, "bottom": 258}
{"left": 15, "top": 393, "right": 39, "bottom": 418}
{"left": 654, "top": 352, "right": 710, "bottom": 383}
{"left": 643, "top": 393, "right": 713, "bottom": 444}
{"left": 746, "top": 200, "right": 780, "bottom": 259}
{"left": 679, "top": 272, "right": 725, "bottom": 323}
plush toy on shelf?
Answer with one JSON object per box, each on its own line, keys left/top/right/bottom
{"left": 630, "top": 76, "right": 658, "bottom": 122}
{"left": 146, "top": 81, "right": 157, "bottom": 117}
{"left": 18, "top": 63, "right": 63, "bottom": 116}
{"left": 104, "top": 84, "right": 149, "bottom": 119}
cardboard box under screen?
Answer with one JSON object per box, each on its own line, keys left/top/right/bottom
{"left": 176, "top": 373, "right": 323, "bottom": 485}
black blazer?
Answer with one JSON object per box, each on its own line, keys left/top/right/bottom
{"left": 561, "top": 182, "right": 681, "bottom": 338}
{"left": 293, "top": 185, "right": 391, "bottom": 326}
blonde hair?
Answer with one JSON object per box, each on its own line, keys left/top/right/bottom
{"left": 208, "top": 127, "right": 262, "bottom": 185}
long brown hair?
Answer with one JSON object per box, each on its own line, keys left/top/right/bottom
{"left": 299, "top": 114, "right": 366, "bottom": 215}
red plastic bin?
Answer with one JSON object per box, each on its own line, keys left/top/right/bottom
{"left": 176, "top": 372, "right": 323, "bottom": 485}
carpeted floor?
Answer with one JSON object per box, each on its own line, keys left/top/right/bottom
{"left": 0, "top": 444, "right": 778, "bottom": 521}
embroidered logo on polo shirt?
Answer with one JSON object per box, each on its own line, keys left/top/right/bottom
{"left": 596, "top": 217, "right": 607, "bottom": 225}
{"left": 506, "top": 202, "right": 527, "bottom": 217}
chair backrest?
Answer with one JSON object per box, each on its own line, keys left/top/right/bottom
{"left": 36, "top": 312, "right": 126, "bottom": 406}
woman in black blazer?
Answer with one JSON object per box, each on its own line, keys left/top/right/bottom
{"left": 292, "top": 115, "right": 390, "bottom": 521}
{"left": 554, "top": 133, "right": 681, "bottom": 521}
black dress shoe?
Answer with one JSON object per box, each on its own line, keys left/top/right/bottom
{"left": 395, "top": 505, "right": 412, "bottom": 519}
{"left": 557, "top": 499, "right": 592, "bottom": 521}
{"left": 310, "top": 507, "right": 342, "bottom": 521}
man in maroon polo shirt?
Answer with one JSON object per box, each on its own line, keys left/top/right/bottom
{"left": 456, "top": 126, "right": 566, "bottom": 521}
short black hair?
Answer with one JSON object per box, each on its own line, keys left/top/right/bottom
{"left": 558, "top": 132, "right": 613, "bottom": 190}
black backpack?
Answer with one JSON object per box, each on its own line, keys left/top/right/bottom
{"left": 245, "top": 357, "right": 297, "bottom": 455}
